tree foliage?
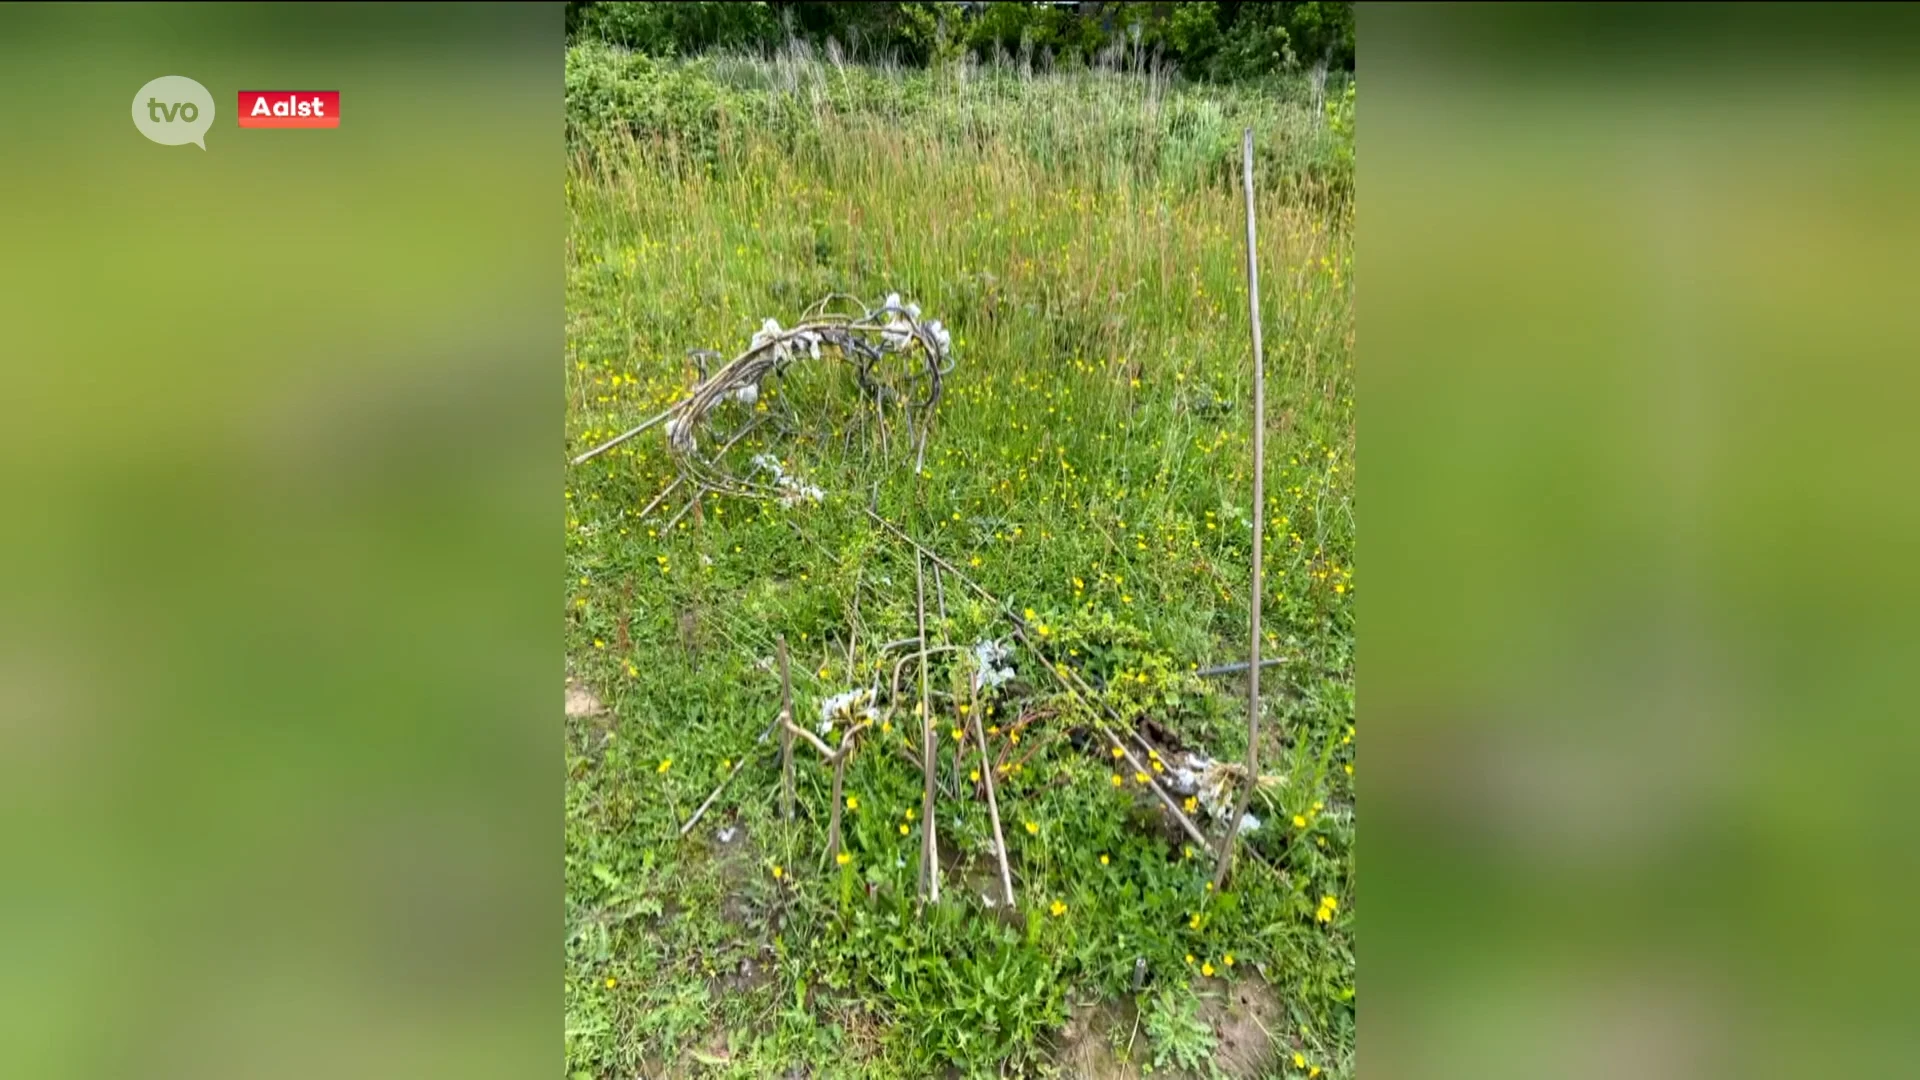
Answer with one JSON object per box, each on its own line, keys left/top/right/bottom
{"left": 565, "top": 1, "right": 1355, "bottom": 79}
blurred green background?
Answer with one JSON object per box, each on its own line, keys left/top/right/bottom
{"left": 0, "top": 4, "right": 555, "bottom": 1078}
{"left": 1364, "top": 4, "right": 1920, "bottom": 1079}
{"left": 8, "top": 1, "right": 1920, "bottom": 1078}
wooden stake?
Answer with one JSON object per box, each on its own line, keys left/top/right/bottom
{"left": 1215, "top": 128, "right": 1268, "bottom": 891}
{"left": 678, "top": 712, "right": 780, "bottom": 838}
{"left": 915, "top": 551, "right": 939, "bottom": 903}
{"left": 568, "top": 405, "right": 677, "bottom": 466}
{"left": 972, "top": 681, "right": 1016, "bottom": 909}
{"left": 778, "top": 636, "right": 795, "bottom": 823}
{"left": 827, "top": 732, "right": 853, "bottom": 866}
{"left": 864, "top": 509, "right": 1216, "bottom": 858}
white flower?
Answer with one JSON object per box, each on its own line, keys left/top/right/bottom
{"left": 905, "top": 302, "right": 921, "bottom": 320}
{"left": 1236, "top": 813, "right": 1262, "bottom": 835}
{"left": 882, "top": 292, "right": 902, "bottom": 312}
{"left": 732, "top": 382, "right": 760, "bottom": 406}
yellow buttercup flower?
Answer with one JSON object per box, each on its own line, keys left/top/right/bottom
{"left": 846, "top": 795, "right": 858, "bottom": 811}
{"left": 835, "top": 851, "right": 851, "bottom": 866}
{"left": 1049, "top": 900, "right": 1067, "bottom": 917}
{"left": 1201, "top": 961, "right": 1214, "bottom": 977}
{"left": 899, "top": 823, "right": 910, "bottom": 836}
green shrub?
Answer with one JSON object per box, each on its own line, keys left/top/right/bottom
{"left": 568, "top": 1, "right": 779, "bottom": 56}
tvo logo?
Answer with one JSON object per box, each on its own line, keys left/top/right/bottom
{"left": 132, "top": 75, "right": 215, "bottom": 149}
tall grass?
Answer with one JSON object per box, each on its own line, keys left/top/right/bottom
{"left": 567, "top": 39, "right": 1355, "bottom": 198}
{"left": 565, "top": 45, "right": 1355, "bottom": 1079}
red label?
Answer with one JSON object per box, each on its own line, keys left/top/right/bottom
{"left": 237, "top": 91, "right": 340, "bottom": 129}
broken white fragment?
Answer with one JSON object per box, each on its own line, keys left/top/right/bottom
{"left": 970, "top": 639, "right": 1015, "bottom": 692}
{"left": 818, "top": 688, "right": 879, "bottom": 737}
{"left": 777, "top": 476, "right": 824, "bottom": 508}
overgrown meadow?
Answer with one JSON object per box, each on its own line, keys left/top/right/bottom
{"left": 565, "top": 43, "right": 1354, "bottom": 1079}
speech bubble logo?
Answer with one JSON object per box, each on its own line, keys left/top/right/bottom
{"left": 132, "top": 75, "right": 215, "bottom": 149}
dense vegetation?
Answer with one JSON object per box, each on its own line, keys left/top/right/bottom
{"left": 565, "top": 38, "right": 1353, "bottom": 1080}
{"left": 566, "top": 1, "right": 1355, "bottom": 82}
{"left": 565, "top": 38, "right": 1355, "bottom": 203}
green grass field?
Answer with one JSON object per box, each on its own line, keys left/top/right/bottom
{"left": 565, "top": 47, "right": 1354, "bottom": 1079}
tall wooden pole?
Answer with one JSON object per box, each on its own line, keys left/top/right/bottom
{"left": 1215, "top": 128, "right": 1267, "bottom": 890}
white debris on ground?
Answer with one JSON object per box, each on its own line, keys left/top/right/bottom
{"left": 750, "top": 316, "right": 823, "bottom": 365}
{"left": 751, "top": 453, "right": 825, "bottom": 508}
{"left": 970, "top": 639, "right": 1015, "bottom": 692}
{"left": 1165, "top": 752, "right": 1270, "bottom": 834}
{"left": 876, "top": 293, "right": 952, "bottom": 359}
{"left": 817, "top": 687, "right": 879, "bottom": 737}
